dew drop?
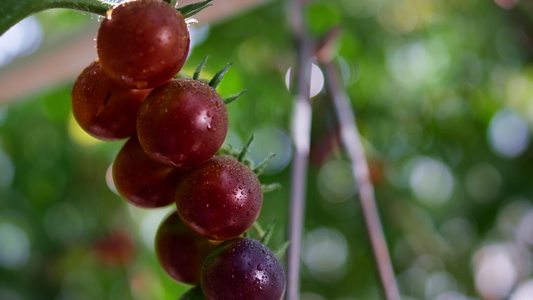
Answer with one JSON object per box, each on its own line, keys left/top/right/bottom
{"left": 253, "top": 279, "right": 260, "bottom": 285}
{"left": 257, "top": 263, "right": 263, "bottom": 271}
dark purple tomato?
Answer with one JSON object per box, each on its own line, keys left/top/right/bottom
{"left": 137, "top": 78, "right": 228, "bottom": 168}
{"left": 112, "top": 135, "right": 185, "bottom": 208}
{"left": 71, "top": 61, "right": 150, "bottom": 140}
{"left": 97, "top": 0, "right": 189, "bottom": 89}
{"left": 176, "top": 156, "right": 262, "bottom": 241}
{"left": 201, "top": 237, "right": 286, "bottom": 300}
{"left": 155, "top": 210, "right": 218, "bottom": 284}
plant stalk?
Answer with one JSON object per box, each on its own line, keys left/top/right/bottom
{"left": 322, "top": 60, "right": 401, "bottom": 300}
{"left": 286, "top": 0, "right": 313, "bottom": 299}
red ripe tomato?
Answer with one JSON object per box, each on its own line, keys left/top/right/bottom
{"left": 97, "top": 0, "right": 190, "bottom": 89}
{"left": 201, "top": 237, "right": 286, "bottom": 300}
{"left": 112, "top": 135, "right": 185, "bottom": 208}
{"left": 136, "top": 78, "right": 228, "bottom": 168}
{"left": 155, "top": 210, "right": 218, "bottom": 284}
{"left": 71, "top": 61, "right": 150, "bottom": 140}
{"left": 176, "top": 156, "right": 262, "bottom": 241}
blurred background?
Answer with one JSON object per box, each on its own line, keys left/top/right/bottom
{"left": 2, "top": 0, "right": 533, "bottom": 299}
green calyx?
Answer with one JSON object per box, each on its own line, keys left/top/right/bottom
{"left": 244, "top": 219, "right": 290, "bottom": 260}
{"left": 177, "top": 0, "right": 213, "bottom": 19}
{"left": 217, "top": 135, "right": 278, "bottom": 178}
{"left": 209, "top": 62, "right": 232, "bottom": 88}
{"left": 192, "top": 57, "right": 246, "bottom": 104}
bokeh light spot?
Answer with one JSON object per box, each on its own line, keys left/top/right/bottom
{"left": 474, "top": 244, "right": 521, "bottom": 300}
{"left": 0, "top": 222, "right": 30, "bottom": 270}
{"left": 44, "top": 203, "right": 85, "bottom": 243}
{"left": 106, "top": 163, "right": 119, "bottom": 195}
{"left": 386, "top": 39, "right": 450, "bottom": 89}
{"left": 377, "top": 0, "right": 419, "bottom": 34}
{"left": 0, "top": 16, "right": 43, "bottom": 67}
{"left": 285, "top": 62, "right": 325, "bottom": 98}
{"left": 302, "top": 227, "right": 348, "bottom": 282}
{"left": 465, "top": 163, "right": 502, "bottom": 202}
{"left": 317, "top": 160, "right": 356, "bottom": 203}
{"left": 139, "top": 208, "right": 173, "bottom": 251}
{"left": 67, "top": 114, "right": 103, "bottom": 148}
{"left": 510, "top": 279, "right": 533, "bottom": 300}
{"left": 247, "top": 126, "right": 292, "bottom": 174}
{"left": 488, "top": 109, "right": 530, "bottom": 158}
{"left": 408, "top": 156, "right": 454, "bottom": 206}
{"left": 0, "top": 148, "right": 15, "bottom": 189}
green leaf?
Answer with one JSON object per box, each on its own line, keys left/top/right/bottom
{"left": 0, "top": 0, "right": 112, "bottom": 36}
{"left": 177, "top": 0, "right": 213, "bottom": 19}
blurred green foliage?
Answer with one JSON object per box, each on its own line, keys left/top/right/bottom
{"left": 2, "top": 0, "right": 533, "bottom": 299}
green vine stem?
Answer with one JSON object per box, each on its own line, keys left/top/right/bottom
{"left": 0, "top": 0, "right": 112, "bottom": 36}
{"left": 0, "top": 0, "right": 213, "bottom": 36}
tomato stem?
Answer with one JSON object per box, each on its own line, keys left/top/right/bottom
{"left": 251, "top": 221, "right": 265, "bottom": 238}
{"left": 0, "top": 0, "right": 112, "bottom": 36}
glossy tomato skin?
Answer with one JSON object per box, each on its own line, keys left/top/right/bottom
{"left": 201, "top": 237, "right": 286, "bottom": 300}
{"left": 71, "top": 61, "right": 150, "bottom": 140}
{"left": 155, "top": 211, "right": 218, "bottom": 284}
{"left": 137, "top": 79, "right": 228, "bottom": 168}
{"left": 112, "top": 135, "right": 185, "bottom": 208}
{"left": 176, "top": 156, "right": 262, "bottom": 240}
{"left": 97, "top": 0, "right": 189, "bottom": 89}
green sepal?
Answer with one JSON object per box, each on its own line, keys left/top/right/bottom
{"left": 179, "top": 285, "right": 206, "bottom": 300}
{"left": 259, "top": 219, "right": 277, "bottom": 246}
{"left": 237, "top": 135, "right": 254, "bottom": 163}
{"left": 224, "top": 90, "right": 248, "bottom": 105}
{"left": 273, "top": 241, "right": 290, "bottom": 260}
{"left": 193, "top": 56, "right": 209, "bottom": 80}
{"left": 178, "top": 0, "right": 213, "bottom": 19}
{"left": 253, "top": 153, "right": 275, "bottom": 176}
{"left": 261, "top": 183, "right": 281, "bottom": 193}
{"left": 209, "top": 63, "right": 233, "bottom": 88}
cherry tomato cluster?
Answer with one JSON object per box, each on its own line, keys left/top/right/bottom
{"left": 70, "top": 0, "right": 285, "bottom": 298}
